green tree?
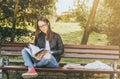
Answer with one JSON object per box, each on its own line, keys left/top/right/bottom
{"left": 74, "top": 0, "right": 89, "bottom": 28}
{"left": 0, "top": 0, "right": 56, "bottom": 42}
{"left": 105, "top": 0, "right": 120, "bottom": 46}
{"left": 92, "top": 1, "right": 110, "bottom": 34}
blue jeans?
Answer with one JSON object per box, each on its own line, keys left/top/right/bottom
{"left": 21, "top": 48, "right": 59, "bottom": 68}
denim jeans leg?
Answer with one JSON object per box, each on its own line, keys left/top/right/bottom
{"left": 36, "top": 54, "right": 59, "bottom": 68}
{"left": 36, "top": 56, "right": 49, "bottom": 67}
{"left": 46, "top": 55, "right": 59, "bottom": 68}
{"left": 21, "top": 48, "right": 35, "bottom": 68}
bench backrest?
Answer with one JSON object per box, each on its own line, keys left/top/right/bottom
{"left": 0, "top": 43, "right": 119, "bottom": 60}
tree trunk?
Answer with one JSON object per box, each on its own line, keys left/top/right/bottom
{"left": 10, "top": 17, "right": 16, "bottom": 42}
{"left": 10, "top": 0, "right": 18, "bottom": 42}
{"left": 81, "top": 0, "right": 99, "bottom": 45}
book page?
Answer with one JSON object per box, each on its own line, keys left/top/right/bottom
{"left": 28, "top": 44, "right": 44, "bottom": 56}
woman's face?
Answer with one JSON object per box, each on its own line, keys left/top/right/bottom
{"left": 38, "top": 21, "right": 48, "bottom": 34}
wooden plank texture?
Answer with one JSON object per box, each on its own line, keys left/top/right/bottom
{"left": 0, "top": 66, "right": 120, "bottom": 74}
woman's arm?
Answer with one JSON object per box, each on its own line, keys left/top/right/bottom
{"left": 51, "top": 34, "right": 64, "bottom": 56}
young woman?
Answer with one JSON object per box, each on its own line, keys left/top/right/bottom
{"left": 21, "top": 16, "right": 64, "bottom": 78}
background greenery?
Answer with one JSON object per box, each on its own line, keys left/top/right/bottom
{"left": 0, "top": 0, "right": 120, "bottom": 46}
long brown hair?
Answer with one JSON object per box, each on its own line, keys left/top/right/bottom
{"left": 35, "top": 16, "right": 53, "bottom": 40}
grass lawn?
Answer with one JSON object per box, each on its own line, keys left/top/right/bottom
{"left": 52, "top": 22, "right": 108, "bottom": 45}
{"left": 52, "top": 22, "right": 81, "bottom": 34}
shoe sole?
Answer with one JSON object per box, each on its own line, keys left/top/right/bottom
{"left": 22, "top": 74, "right": 38, "bottom": 79}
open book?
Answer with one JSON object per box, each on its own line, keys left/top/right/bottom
{"left": 24, "top": 44, "right": 44, "bottom": 57}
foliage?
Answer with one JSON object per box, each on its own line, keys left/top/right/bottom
{"left": 93, "top": 1, "right": 110, "bottom": 33}
{"left": 0, "top": 0, "right": 56, "bottom": 42}
{"left": 0, "top": 26, "right": 33, "bottom": 43}
{"left": 105, "top": 0, "right": 120, "bottom": 46}
{"left": 72, "top": 0, "right": 91, "bottom": 28}
{"left": 55, "top": 1, "right": 89, "bottom": 23}
{"left": 56, "top": 12, "right": 75, "bottom": 22}
{"left": 74, "top": 4, "right": 89, "bottom": 28}
{"left": 0, "top": 0, "right": 56, "bottom": 21}
{"left": 90, "top": 0, "right": 120, "bottom": 46}
{"left": 73, "top": 0, "right": 120, "bottom": 45}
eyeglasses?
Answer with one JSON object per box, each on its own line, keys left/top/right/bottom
{"left": 39, "top": 24, "right": 47, "bottom": 28}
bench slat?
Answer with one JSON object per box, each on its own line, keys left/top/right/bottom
{"left": 1, "top": 43, "right": 119, "bottom": 50}
{"left": 2, "top": 47, "right": 119, "bottom": 55}
{"left": 0, "top": 66, "right": 120, "bottom": 74}
{"left": 64, "top": 44, "right": 119, "bottom": 50}
{"left": 1, "top": 50, "right": 119, "bottom": 58}
{"left": 1, "top": 51, "right": 22, "bottom": 56}
{"left": 1, "top": 51, "right": 119, "bottom": 60}
{"left": 1, "top": 47, "right": 24, "bottom": 51}
{"left": 64, "top": 49, "right": 119, "bottom": 55}
{"left": 63, "top": 53, "right": 119, "bottom": 60}
{"left": 1, "top": 43, "right": 28, "bottom": 47}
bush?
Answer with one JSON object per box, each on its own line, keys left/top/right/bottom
{"left": 0, "top": 26, "right": 34, "bottom": 43}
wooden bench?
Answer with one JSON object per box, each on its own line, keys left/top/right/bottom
{"left": 0, "top": 42, "right": 120, "bottom": 79}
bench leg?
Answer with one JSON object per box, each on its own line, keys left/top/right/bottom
{"left": 0, "top": 70, "right": 9, "bottom": 79}
{"left": 110, "top": 73, "right": 117, "bottom": 79}
{"left": 0, "top": 70, "right": 2, "bottom": 79}
{"left": 110, "top": 62, "right": 118, "bottom": 79}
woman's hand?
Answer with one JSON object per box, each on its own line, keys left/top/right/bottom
{"left": 34, "top": 54, "right": 44, "bottom": 60}
{"left": 44, "top": 53, "right": 51, "bottom": 59}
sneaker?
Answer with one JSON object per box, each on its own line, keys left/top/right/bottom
{"left": 22, "top": 68, "right": 38, "bottom": 79}
{"left": 22, "top": 72, "right": 38, "bottom": 79}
